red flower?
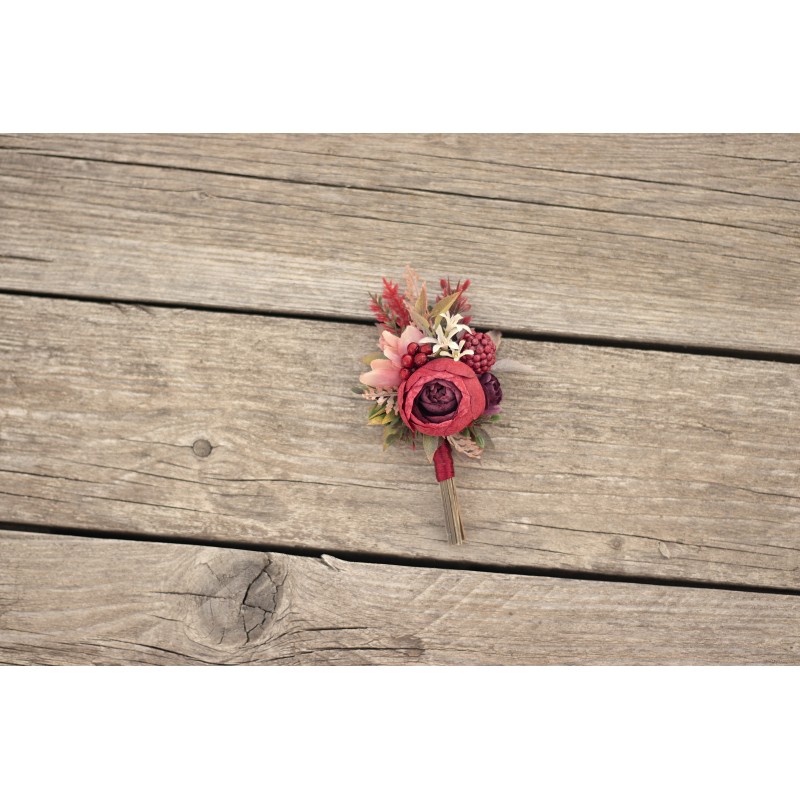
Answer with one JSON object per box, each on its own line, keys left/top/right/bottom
{"left": 398, "top": 359, "right": 486, "bottom": 437}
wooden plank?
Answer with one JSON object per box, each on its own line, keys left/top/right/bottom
{"left": 1, "top": 295, "right": 798, "bottom": 588}
{"left": 1, "top": 134, "right": 799, "bottom": 354}
{"left": 2, "top": 530, "right": 798, "bottom": 665}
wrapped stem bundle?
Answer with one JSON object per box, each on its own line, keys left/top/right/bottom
{"left": 433, "top": 439, "right": 464, "bottom": 545}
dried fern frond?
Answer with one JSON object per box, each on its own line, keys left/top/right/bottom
{"left": 448, "top": 433, "right": 484, "bottom": 459}
{"left": 359, "top": 386, "right": 399, "bottom": 402}
{"left": 404, "top": 265, "right": 422, "bottom": 304}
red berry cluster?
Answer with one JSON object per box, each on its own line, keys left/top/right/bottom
{"left": 459, "top": 331, "right": 496, "bottom": 375}
{"left": 399, "top": 341, "right": 433, "bottom": 381}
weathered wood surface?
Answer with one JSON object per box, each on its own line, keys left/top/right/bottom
{"left": 2, "top": 530, "right": 798, "bottom": 665}
{"left": 2, "top": 134, "right": 799, "bottom": 354}
{"left": 2, "top": 294, "right": 798, "bottom": 588}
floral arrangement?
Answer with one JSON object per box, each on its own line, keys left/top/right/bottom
{"left": 355, "top": 268, "right": 503, "bottom": 544}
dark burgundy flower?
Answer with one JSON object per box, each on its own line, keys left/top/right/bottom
{"left": 414, "top": 379, "right": 462, "bottom": 423}
{"left": 479, "top": 372, "right": 502, "bottom": 415}
{"left": 398, "top": 359, "right": 486, "bottom": 437}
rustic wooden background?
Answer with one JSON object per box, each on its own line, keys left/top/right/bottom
{"left": 1, "top": 134, "right": 799, "bottom": 664}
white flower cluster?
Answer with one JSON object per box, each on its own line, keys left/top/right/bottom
{"left": 419, "top": 311, "right": 474, "bottom": 362}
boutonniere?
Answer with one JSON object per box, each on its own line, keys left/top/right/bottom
{"left": 355, "top": 269, "right": 503, "bottom": 544}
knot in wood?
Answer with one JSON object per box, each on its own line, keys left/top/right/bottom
{"left": 178, "top": 553, "right": 286, "bottom": 650}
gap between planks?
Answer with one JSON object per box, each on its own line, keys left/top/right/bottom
{"left": 2, "top": 522, "right": 799, "bottom": 599}
{"left": 2, "top": 287, "right": 799, "bottom": 365}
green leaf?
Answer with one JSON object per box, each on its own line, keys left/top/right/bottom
{"left": 429, "top": 291, "right": 461, "bottom": 321}
{"left": 473, "top": 428, "right": 486, "bottom": 449}
{"left": 422, "top": 434, "right": 440, "bottom": 463}
{"left": 406, "top": 304, "right": 432, "bottom": 335}
{"left": 369, "top": 406, "right": 388, "bottom": 423}
{"left": 479, "top": 427, "right": 495, "bottom": 450}
{"left": 383, "top": 429, "right": 401, "bottom": 448}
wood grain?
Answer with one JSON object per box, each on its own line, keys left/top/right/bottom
{"left": 2, "top": 530, "right": 798, "bottom": 665}
{"left": 1, "top": 294, "right": 798, "bottom": 588}
{"left": 1, "top": 134, "right": 799, "bottom": 354}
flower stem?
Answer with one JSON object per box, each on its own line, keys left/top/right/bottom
{"left": 433, "top": 440, "right": 464, "bottom": 545}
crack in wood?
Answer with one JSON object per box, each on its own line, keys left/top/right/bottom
{"left": 396, "top": 148, "right": 800, "bottom": 205}
{"left": 0, "top": 254, "right": 54, "bottom": 263}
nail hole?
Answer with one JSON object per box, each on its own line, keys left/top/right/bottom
{"left": 192, "top": 439, "right": 212, "bottom": 458}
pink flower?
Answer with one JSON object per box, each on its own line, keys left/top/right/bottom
{"left": 359, "top": 325, "right": 424, "bottom": 388}
{"left": 359, "top": 358, "right": 401, "bottom": 388}
{"left": 379, "top": 325, "right": 425, "bottom": 367}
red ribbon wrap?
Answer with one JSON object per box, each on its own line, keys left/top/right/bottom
{"left": 433, "top": 439, "right": 455, "bottom": 482}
